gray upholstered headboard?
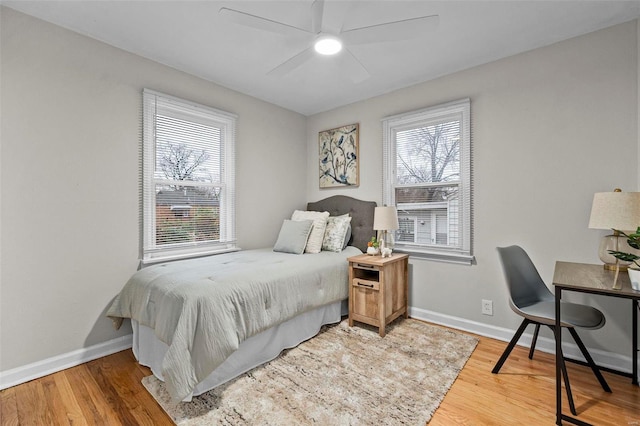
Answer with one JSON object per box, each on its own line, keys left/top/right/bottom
{"left": 307, "top": 195, "right": 377, "bottom": 253}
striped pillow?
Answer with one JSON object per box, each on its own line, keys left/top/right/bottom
{"left": 291, "top": 210, "right": 330, "bottom": 254}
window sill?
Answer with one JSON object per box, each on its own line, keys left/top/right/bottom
{"left": 140, "top": 246, "right": 240, "bottom": 267}
{"left": 394, "top": 247, "right": 475, "bottom": 265}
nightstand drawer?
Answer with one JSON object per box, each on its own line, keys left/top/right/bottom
{"left": 352, "top": 278, "right": 380, "bottom": 291}
{"left": 351, "top": 280, "right": 380, "bottom": 320}
{"left": 352, "top": 262, "right": 380, "bottom": 271}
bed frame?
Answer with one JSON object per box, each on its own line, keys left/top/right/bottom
{"left": 133, "top": 196, "right": 376, "bottom": 399}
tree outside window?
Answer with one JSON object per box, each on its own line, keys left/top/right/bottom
{"left": 155, "top": 141, "right": 220, "bottom": 246}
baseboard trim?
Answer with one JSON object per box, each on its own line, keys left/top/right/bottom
{"left": 0, "top": 334, "right": 132, "bottom": 390}
{"left": 2, "top": 307, "right": 635, "bottom": 390}
{"left": 409, "top": 306, "right": 636, "bottom": 375}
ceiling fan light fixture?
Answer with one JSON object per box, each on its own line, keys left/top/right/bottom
{"left": 314, "top": 36, "right": 342, "bottom": 55}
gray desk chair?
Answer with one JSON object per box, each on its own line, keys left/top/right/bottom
{"left": 492, "top": 245, "right": 610, "bottom": 415}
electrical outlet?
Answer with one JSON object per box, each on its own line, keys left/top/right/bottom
{"left": 482, "top": 299, "right": 493, "bottom": 316}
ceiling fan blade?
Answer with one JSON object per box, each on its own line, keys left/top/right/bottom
{"left": 267, "top": 47, "right": 316, "bottom": 77}
{"left": 321, "top": 1, "right": 354, "bottom": 34}
{"left": 219, "top": 7, "right": 310, "bottom": 37}
{"left": 341, "top": 48, "right": 370, "bottom": 84}
{"left": 310, "top": 0, "right": 324, "bottom": 34}
{"left": 341, "top": 14, "right": 439, "bottom": 45}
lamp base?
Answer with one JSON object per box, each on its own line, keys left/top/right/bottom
{"left": 598, "top": 233, "right": 636, "bottom": 272}
{"left": 603, "top": 263, "right": 628, "bottom": 272}
{"left": 378, "top": 230, "right": 394, "bottom": 251}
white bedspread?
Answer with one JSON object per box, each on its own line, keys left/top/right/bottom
{"left": 107, "top": 247, "right": 358, "bottom": 401}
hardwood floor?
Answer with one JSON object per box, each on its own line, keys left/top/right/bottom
{"left": 1, "top": 328, "right": 638, "bottom": 425}
{"left": 1, "top": 351, "right": 173, "bottom": 426}
{"left": 430, "top": 330, "right": 640, "bottom": 426}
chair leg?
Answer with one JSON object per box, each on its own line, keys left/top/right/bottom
{"left": 492, "top": 319, "right": 531, "bottom": 374}
{"left": 550, "top": 325, "right": 578, "bottom": 416}
{"left": 567, "top": 327, "right": 612, "bottom": 393}
{"left": 529, "top": 323, "right": 540, "bottom": 360}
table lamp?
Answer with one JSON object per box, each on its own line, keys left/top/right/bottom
{"left": 588, "top": 189, "right": 640, "bottom": 271}
{"left": 374, "top": 206, "right": 399, "bottom": 252}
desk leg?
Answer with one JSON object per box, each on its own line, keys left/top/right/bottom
{"left": 633, "top": 300, "right": 638, "bottom": 386}
{"left": 555, "top": 288, "right": 562, "bottom": 425}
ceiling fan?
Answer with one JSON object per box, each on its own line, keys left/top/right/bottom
{"left": 219, "top": 1, "right": 439, "bottom": 83}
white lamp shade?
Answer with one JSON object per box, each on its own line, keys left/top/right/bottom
{"left": 588, "top": 191, "right": 640, "bottom": 232}
{"left": 373, "top": 206, "right": 399, "bottom": 231}
{"left": 589, "top": 190, "right": 640, "bottom": 271}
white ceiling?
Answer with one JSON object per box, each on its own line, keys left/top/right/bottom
{"left": 4, "top": 1, "right": 640, "bottom": 115}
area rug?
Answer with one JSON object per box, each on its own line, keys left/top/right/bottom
{"left": 142, "top": 318, "right": 478, "bottom": 425}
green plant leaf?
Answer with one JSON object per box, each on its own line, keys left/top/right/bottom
{"left": 612, "top": 228, "right": 640, "bottom": 250}
{"left": 608, "top": 250, "right": 640, "bottom": 262}
{"left": 628, "top": 239, "right": 640, "bottom": 250}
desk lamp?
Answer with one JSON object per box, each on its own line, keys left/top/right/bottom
{"left": 374, "top": 206, "right": 399, "bottom": 252}
{"left": 588, "top": 189, "right": 640, "bottom": 271}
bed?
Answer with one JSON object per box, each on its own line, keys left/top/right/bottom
{"left": 107, "top": 195, "right": 376, "bottom": 402}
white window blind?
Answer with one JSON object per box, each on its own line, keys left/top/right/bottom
{"left": 142, "top": 89, "right": 237, "bottom": 263}
{"left": 382, "top": 98, "right": 473, "bottom": 264}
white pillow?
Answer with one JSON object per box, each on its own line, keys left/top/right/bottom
{"left": 322, "top": 214, "right": 352, "bottom": 252}
{"left": 291, "top": 210, "right": 330, "bottom": 254}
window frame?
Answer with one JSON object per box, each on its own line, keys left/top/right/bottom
{"left": 141, "top": 89, "right": 237, "bottom": 264}
{"left": 382, "top": 98, "right": 473, "bottom": 264}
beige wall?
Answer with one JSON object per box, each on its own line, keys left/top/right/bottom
{"left": 307, "top": 21, "right": 638, "bottom": 356}
{"left": 0, "top": 7, "right": 307, "bottom": 371}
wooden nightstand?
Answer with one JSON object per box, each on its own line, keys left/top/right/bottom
{"left": 347, "top": 252, "right": 409, "bottom": 337}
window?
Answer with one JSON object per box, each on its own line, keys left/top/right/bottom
{"left": 142, "top": 89, "right": 236, "bottom": 263}
{"left": 382, "top": 99, "right": 472, "bottom": 264}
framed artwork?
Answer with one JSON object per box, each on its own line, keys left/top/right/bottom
{"left": 319, "top": 123, "right": 359, "bottom": 188}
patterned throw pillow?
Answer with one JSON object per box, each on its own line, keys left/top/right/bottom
{"left": 291, "top": 210, "right": 330, "bottom": 254}
{"left": 322, "top": 214, "right": 352, "bottom": 252}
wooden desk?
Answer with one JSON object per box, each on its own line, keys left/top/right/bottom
{"left": 553, "top": 262, "right": 640, "bottom": 425}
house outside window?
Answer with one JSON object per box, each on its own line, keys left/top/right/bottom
{"left": 397, "top": 215, "right": 417, "bottom": 243}
{"left": 142, "top": 89, "right": 237, "bottom": 263}
{"left": 382, "top": 98, "right": 473, "bottom": 264}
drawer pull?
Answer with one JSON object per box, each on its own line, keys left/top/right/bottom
{"left": 355, "top": 263, "right": 376, "bottom": 270}
{"left": 357, "top": 282, "right": 374, "bottom": 288}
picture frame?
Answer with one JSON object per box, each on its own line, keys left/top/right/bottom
{"left": 319, "top": 123, "right": 359, "bottom": 188}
